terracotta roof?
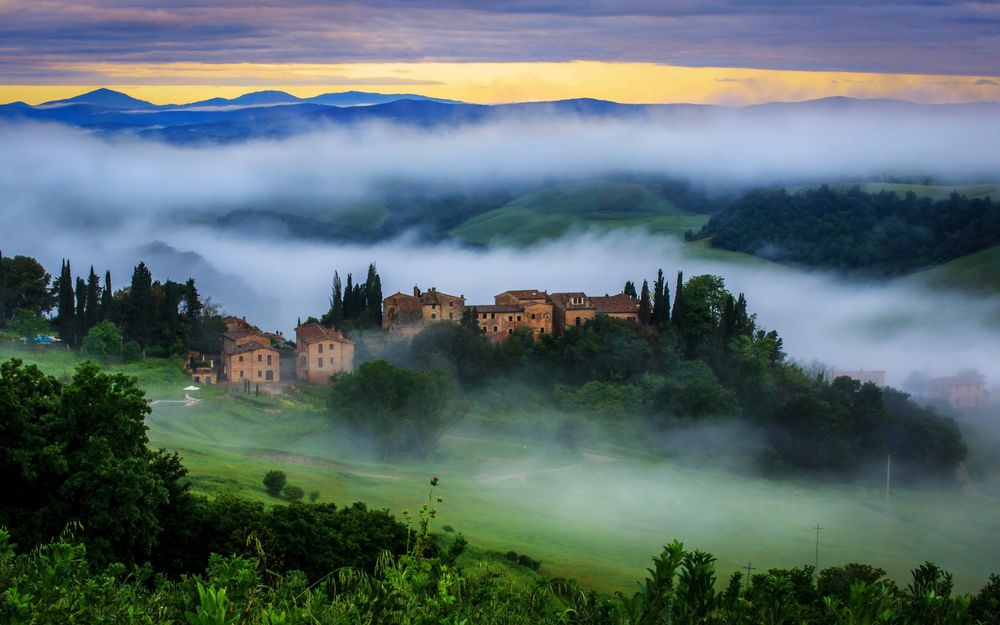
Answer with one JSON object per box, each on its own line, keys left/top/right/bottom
{"left": 592, "top": 293, "right": 640, "bottom": 314}
{"left": 296, "top": 322, "right": 350, "bottom": 344}
{"left": 471, "top": 304, "right": 524, "bottom": 313}
{"left": 499, "top": 289, "right": 548, "bottom": 301}
{"left": 230, "top": 343, "right": 278, "bottom": 355}
{"left": 223, "top": 328, "right": 264, "bottom": 340}
{"left": 420, "top": 288, "right": 464, "bottom": 306}
{"left": 386, "top": 291, "right": 419, "bottom": 302}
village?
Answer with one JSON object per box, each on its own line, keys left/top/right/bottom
{"left": 188, "top": 283, "right": 989, "bottom": 411}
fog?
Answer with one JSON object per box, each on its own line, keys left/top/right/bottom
{"left": 1, "top": 115, "right": 998, "bottom": 386}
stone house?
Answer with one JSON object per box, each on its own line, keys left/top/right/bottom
{"left": 383, "top": 286, "right": 466, "bottom": 336}
{"left": 549, "top": 292, "right": 596, "bottom": 335}
{"left": 225, "top": 343, "right": 280, "bottom": 384}
{"left": 187, "top": 351, "right": 217, "bottom": 385}
{"left": 295, "top": 322, "right": 354, "bottom": 385}
{"left": 471, "top": 289, "right": 554, "bottom": 342}
{"left": 223, "top": 315, "right": 254, "bottom": 333}
{"left": 591, "top": 293, "right": 640, "bottom": 322}
{"left": 931, "top": 370, "right": 989, "bottom": 409}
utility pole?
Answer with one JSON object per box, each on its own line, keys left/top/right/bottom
{"left": 885, "top": 454, "right": 892, "bottom": 506}
{"left": 814, "top": 524, "right": 823, "bottom": 575}
{"left": 743, "top": 562, "right": 756, "bottom": 591}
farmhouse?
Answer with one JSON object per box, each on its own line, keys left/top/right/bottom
{"left": 382, "top": 286, "right": 466, "bottom": 335}
{"left": 470, "top": 288, "right": 554, "bottom": 341}
{"left": 549, "top": 292, "right": 597, "bottom": 335}
{"left": 591, "top": 293, "right": 640, "bottom": 323}
{"left": 220, "top": 327, "right": 280, "bottom": 384}
{"left": 295, "top": 322, "right": 354, "bottom": 385}
{"left": 931, "top": 370, "right": 988, "bottom": 409}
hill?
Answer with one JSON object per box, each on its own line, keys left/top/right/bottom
{"left": 448, "top": 182, "right": 710, "bottom": 246}
{"left": 905, "top": 244, "right": 1000, "bottom": 294}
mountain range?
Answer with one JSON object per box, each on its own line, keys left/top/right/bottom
{"left": 1, "top": 88, "right": 998, "bottom": 144}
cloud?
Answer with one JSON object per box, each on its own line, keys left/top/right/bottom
{"left": 0, "top": 1, "right": 997, "bottom": 75}
{"left": 975, "top": 79, "right": 999, "bottom": 86}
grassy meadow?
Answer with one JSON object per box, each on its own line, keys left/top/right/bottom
{"left": 4, "top": 343, "right": 999, "bottom": 594}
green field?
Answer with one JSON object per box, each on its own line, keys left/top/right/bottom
{"left": 5, "top": 345, "right": 1000, "bottom": 594}
{"left": 904, "top": 244, "right": 1000, "bottom": 295}
{"left": 449, "top": 182, "right": 711, "bottom": 246}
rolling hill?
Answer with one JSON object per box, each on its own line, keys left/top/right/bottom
{"left": 448, "top": 182, "right": 711, "bottom": 246}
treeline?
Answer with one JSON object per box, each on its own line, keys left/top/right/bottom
{"left": 691, "top": 185, "right": 1000, "bottom": 275}
{"left": 0, "top": 253, "right": 226, "bottom": 359}
{"left": 361, "top": 270, "right": 965, "bottom": 480}
{"left": 311, "top": 263, "right": 383, "bottom": 331}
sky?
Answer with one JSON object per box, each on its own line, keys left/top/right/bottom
{"left": 1, "top": 0, "right": 999, "bottom": 105}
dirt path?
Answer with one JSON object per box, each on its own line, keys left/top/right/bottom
{"left": 149, "top": 394, "right": 201, "bottom": 407}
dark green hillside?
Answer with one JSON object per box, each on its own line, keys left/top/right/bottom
{"left": 693, "top": 185, "right": 1000, "bottom": 277}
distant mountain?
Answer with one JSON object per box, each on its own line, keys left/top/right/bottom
{"left": 3, "top": 89, "right": 999, "bottom": 145}
{"left": 40, "top": 88, "right": 157, "bottom": 109}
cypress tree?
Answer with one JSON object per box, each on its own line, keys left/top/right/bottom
{"left": 126, "top": 262, "right": 155, "bottom": 348}
{"left": 370, "top": 270, "right": 383, "bottom": 327}
{"left": 330, "top": 271, "right": 344, "bottom": 329}
{"left": 638, "top": 280, "right": 651, "bottom": 325}
{"left": 343, "top": 273, "right": 355, "bottom": 319}
{"left": 651, "top": 268, "right": 671, "bottom": 327}
{"left": 102, "top": 270, "right": 113, "bottom": 321}
{"left": 671, "top": 271, "right": 685, "bottom": 332}
{"left": 74, "top": 277, "right": 87, "bottom": 343}
{"left": 623, "top": 281, "right": 637, "bottom": 299}
{"left": 85, "top": 266, "right": 100, "bottom": 332}
{"left": 57, "top": 260, "right": 76, "bottom": 346}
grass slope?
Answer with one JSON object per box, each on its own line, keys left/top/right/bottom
{"left": 449, "top": 182, "right": 710, "bottom": 246}
{"left": 904, "top": 244, "right": 1000, "bottom": 294}
{"left": 5, "top": 345, "right": 1000, "bottom": 594}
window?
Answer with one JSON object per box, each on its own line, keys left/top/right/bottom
{"left": 238, "top": 355, "right": 244, "bottom": 362}
{"left": 449, "top": 302, "right": 454, "bottom": 307}
{"left": 516, "top": 315, "right": 522, "bottom": 321}
{"left": 491, "top": 313, "right": 495, "bottom": 319}
{"left": 266, "top": 355, "right": 272, "bottom": 365}
{"left": 431, "top": 313, "right": 437, "bottom": 319}
{"left": 493, "top": 326, "right": 498, "bottom": 333}
{"left": 481, "top": 313, "right": 486, "bottom": 319}
{"left": 531, "top": 313, "right": 536, "bottom": 319}
{"left": 299, "top": 356, "right": 306, "bottom": 366}
{"left": 266, "top": 370, "right": 274, "bottom": 381}
{"left": 508, "top": 315, "right": 513, "bottom": 322}
{"left": 240, "top": 371, "right": 245, "bottom": 379}
{"left": 318, "top": 358, "right": 323, "bottom": 368}
{"left": 257, "top": 354, "right": 262, "bottom": 362}
{"left": 194, "top": 376, "right": 201, "bottom": 383}
{"left": 575, "top": 316, "right": 582, "bottom": 326}
{"left": 449, "top": 313, "right": 454, "bottom": 319}
{"left": 508, "top": 329, "right": 513, "bottom": 335}
{"left": 206, "top": 377, "right": 212, "bottom": 385}
{"left": 257, "top": 370, "right": 262, "bottom": 378}
{"left": 540, "top": 327, "right": 545, "bottom": 334}
{"left": 318, "top": 343, "right": 324, "bottom": 354}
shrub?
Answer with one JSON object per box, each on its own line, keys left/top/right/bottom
{"left": 121, "top": 340, "right": 142, "bottom": 363}
{"left": 82, "top": 321, "right": 122, "bottom": 360}
{"left": 282, "top": 485, "right": 304, "bottom": 502}
{"left": 262, "top": 471, "right": 287, "bottom": 498}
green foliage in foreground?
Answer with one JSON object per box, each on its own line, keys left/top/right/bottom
{"left": 2, "top": 523, "right": 1000, "bottom": 624}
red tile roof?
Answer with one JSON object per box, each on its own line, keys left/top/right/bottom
{"left": 592, "top": 293, "right": 640, "bottom": 314}
{"left": 296, "top": 322, "right": 350, "bottom": 344}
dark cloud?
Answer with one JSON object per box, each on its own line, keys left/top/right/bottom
{"left": 0, "top": 1, "right": 997, "bottom": 77}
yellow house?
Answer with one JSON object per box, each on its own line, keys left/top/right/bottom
{"left": 295, "top": 322, "right": 354, "bottom": 385}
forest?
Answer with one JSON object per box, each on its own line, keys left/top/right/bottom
{"left": 691, "top": 186, "right": 1000, "bottom": 275}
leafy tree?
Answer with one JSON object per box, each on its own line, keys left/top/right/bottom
{"left": 329, "top": 360, "right": 455, "bottom": 459}
{"left": 0, "top": 359, "right": 186, "bottom": 567}
{"left": 282, "top": 485, "right": 305, "bottom": 502}
{"left": 82, "top": 321, "right": 123, "bottom": 360}
{"left": 0, "top": 253, "right": 55, "bottom": 323}
{"left": 263, "top": 470, "right": 287, "bottom": 497}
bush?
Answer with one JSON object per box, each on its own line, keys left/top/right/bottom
{"left": 121, "top": 340, "right": 142, "bottom": 363}
{"left": 282, "top": 485, "right": 304, "bottom": 502}
{"left": 262, "top": 471, "right": 287, "bottom": 498}
{"left": 82, "top": 321, "right": 122, "bottom": 360}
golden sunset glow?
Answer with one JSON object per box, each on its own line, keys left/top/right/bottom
{"left": 3, "top": 62, "right": 999, "bottom": 105}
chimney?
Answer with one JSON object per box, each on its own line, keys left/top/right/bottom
{"left": 413, "top": 285, "right": 420, "bottom": 297}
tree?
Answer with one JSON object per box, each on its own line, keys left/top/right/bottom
{"left": 0, "top": 359, "right": 186, "bottom": 567}
{"left": 85, "top": 267, "right": 100, "bottom": 333}
{"left": 651, "top": 268, "right": 670, "bottom": 327}
{"left": 671, "top": 271, "right": 685, "bottom": 335}
{"left": 329, "top": 360, "right": 454, "bottom": 459}
{"left": 82, "top": 321, "right": 123, "bottom": 360}
{"left": 57, "top": 259, "right": 76, "bottom": 345}
{"left": 74, "top": 276, "right": 87, "bottom": 343}
{"left": 623, "top": 280, "right": 637, "bottom": 299}
{"left": 101, "top": 270, "right": 113, "bottom": 321}
{"left": 638, "top": 280, "right": 652, "bottom": 325}
{"left": 283, "top": 485, "right": 305, "bottom": 502}
{"left": 0, "top": 253, "right": 55, "bottom": 323}
{"left": 330, "top": 271, "right": 344, "bottom": 329}
{"left": 263, "top": 470, "right": 287, "bottom": 497}
{"left": 125, "top": 262, "right": 155, "bottom": 348}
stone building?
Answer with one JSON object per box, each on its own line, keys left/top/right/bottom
{"left": 549, "top": 292, "right": 597, "bottom": 335}
{"left": 295, "top": 322, "right": 354, "bottom": 385}
{"left": 931, "top": 370, "right": 989, "bottom": 409}
{"left": 225, "top": 343, "right": 280, "bottom": 384}
{"left": 187, "top": 352, "right": 217, "bottom": 385}
{"left": 223, "top": 315, "right": 254, "bottom": 333}
{"left": 591, "top": 293, "right": 640, "bottom": 322}
{"left": 382, "top": 286, "right": 466, "bottom": 336}
{"left": 470, "top": 288, "right": 554, "bottom": 342}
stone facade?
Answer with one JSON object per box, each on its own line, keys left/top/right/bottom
{"left": 591, "top": 293, "right": 640, "bottom": 323}
{"left": 549, "top": 292, "right": 597, "bottom": 335}
{"left": 295, "top": 322, "right": 354, "bottom": 385}
{"left": 383, "top": 286, "right": 465, "bottom": 336}
{"left": 931, "top": 371, "right": 989, "bottom": 409}
{"left": 225, "top": 344, "right": 280, "bottom": 384}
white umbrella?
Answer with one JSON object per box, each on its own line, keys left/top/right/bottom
{"left": 184, "top": 385, "right": 200, "bottom": 391}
